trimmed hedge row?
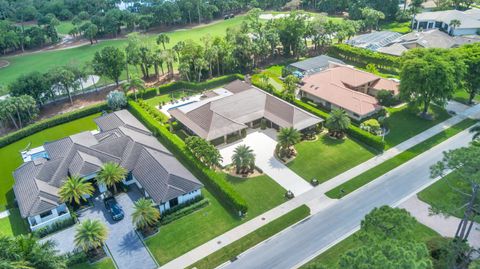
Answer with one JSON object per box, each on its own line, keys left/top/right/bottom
{"left": 0, "top": 102, "right": 108, "bottom": 148}
{"left": 160, "top": 199, "right": 210, "bottom": 225}
{"left": 137, "top": 99, "right": 169, "bottom": 124}
{"left": 127, "top": 100, "right": 248, "bottom": 215}
{"left": 141, "top": 74, "right": 245, "bottom": 99}
{"left": 328, "top": 44, "right": 399, "bottom": 74}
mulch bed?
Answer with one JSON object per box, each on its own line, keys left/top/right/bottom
{"left": 0, "top": 60, "right": 9, "bottom": 69}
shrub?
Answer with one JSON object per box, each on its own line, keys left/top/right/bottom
{"left": 377, "top": 90, "right": 399, "bottom": 107}
{"left": 32, "top": 217, "right": 76, "bottom": 238}
{"left": 260, "top": 119, "right": 267, "bottom": 130}
{"left": 347, "top": 125, "right": 385, "bottom": 151}
{"left": 361, "top": 119, "right": 382, "bottom": 135}
{"left": 66, "top": 251, "right": 88, "bottom": 266}
{"left": 137, "top": 99, "right": 169, "bottom": 124}
{"left": 160, "top": 199, "right": 209, "bottom": 225}
{"left": 107, "top": 90, "right": 127, "bottom": 110}
{"left": 161, "top": 195, "right": 205, "bottom": 216}
{"left": 128, "top": 100, "right": 248, "bottom": 215}
{"left": 0, "top": 102, "right": 108, "bottom": 148}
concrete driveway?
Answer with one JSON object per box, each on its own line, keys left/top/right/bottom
{"left": 43, "top": 187, "right": 157, "bottom": 269}
{"left": 218, "top": 129, "right": 312, "bottom": 195}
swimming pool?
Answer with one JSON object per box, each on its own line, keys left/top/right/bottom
{"left": 31, "top": 151, "right": 49, "bottom": 160}
{"left": 167, "top": 101, "right": 197, "bottom": 111}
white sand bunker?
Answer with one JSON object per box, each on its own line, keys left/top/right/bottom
{"left": 0, "top": 60, "right": 10, "bottom": 69}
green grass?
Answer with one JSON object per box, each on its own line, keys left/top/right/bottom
{"left": 0, "top": 208, "right": 28, "bottom": 236}
{"left": 452, "top": 89, "right": 480, "bottom": 105}
{"left": 0, "top": 16, "right": 248, "bottom": 94}
{"left": 418, "top": 172, "right": 480, "bottom": 222}
{"left": 287, "top": 134, "right": 376, "bottom": 184}
{"left": 56, "top": 21, "right": 75, "bottom": 35}
{"left": 302, "top": 222, "right": 438, "bottom": 268}
{"left": 144, "top": 89, "right": 202, "bottom": 107}
{"left": 146, "top": 174, "right": 286, "bottom": 265}
{"left": 380, "top": 21, "right": 412, "bottom": 34}
{"left": 190, "top": 205, "right": 310, "bottom": 269}
{"left": 326, "top": 118, "right": 477, "bottom": 199}
{"left": 0, "top": 113, "right": 101, "bottom": 210}
{"left": 384, "top": 105, "right": 451, "bottom": 148}
{"left": 70, "top": 258, "right": 116, "bottom": 269}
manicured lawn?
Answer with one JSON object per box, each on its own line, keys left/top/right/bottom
{"left": 380, "top": 21, "right": 412, "bottom": 34}
{"left": 0, "top": 208, "right": 28, "bottom": 236}
{"left": 301, "top": 222, "right": 438, "bottom": 268}
{"left": 287, "top": 134, "right": 376, "bottom": 184}
{"left": 452, "top": 89, "right": 480, "bottom": 105}
{"left": 326, "top": 118, "right": 477, "bottom": 199}
{"left": 190, "top": 205, "right": 310, "bottom": 269}
{"left": 0, "top": 16, "right": 247, "bottom": 94}
{"left": 145, "top": 174, "right": 286, "bottom": 265}
{"left": 384, "top": 105, "right": 451, "bottom": 148}
{"left": 70, "top": 258, "right": 116, "bottom": 269}
{"left": 418, "top": 172, "right": 480, "bottom": 222}
{"left": 0, "top": 113, "right": 101, "bottom": 210}
{"left": 57, "top": 21, "right": 75, "bottom": 35}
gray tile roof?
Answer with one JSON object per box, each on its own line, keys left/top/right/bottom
{"left": 346, "top": 31, "right": 403, "bottom": 51}
{"left": 288, "top": 55, "right": 345, "bottom": 73}
{"left": 13, "top": 110, "right": 202, "bottom": 218}
{"left": 169, "top": 80, "right": 323, "bottom": 141}
{"left": 415, "top": 8, "right": 480, "bottom": 29}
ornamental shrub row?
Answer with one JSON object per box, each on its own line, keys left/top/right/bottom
{"left": 137, "top": 99, "right": 169, "bottom": 124}
{"left": 0, "top": 102, "right": 108, "bottom": 148}
{"left": 160, "top": 199, "right": 210, "bottom": 225}
{"left": 128, "top": 100, "right": 248, "bottom": 215}
{"left": 328, "top": 44, "right": 399, "bottom": 74}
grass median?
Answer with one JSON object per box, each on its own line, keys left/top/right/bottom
{"left": 189, "top": 205, "right": 311, "bottom": 269}
{"left": 326, "top": 118, "right": 477, "bottom": 199}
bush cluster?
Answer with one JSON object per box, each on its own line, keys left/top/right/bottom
{"left": 32, "top": 217, "right": 76, "bottom": 238}
{"left": 160, "top": 199, "right": 210, "bottom": 225}
{"left": 328, "top": 44, "right": 399, "bottom": 74}
{"left": 137, "top": 99, "right": 169, "bottom": 124}
{"left": 128, "top": 100, "right": 248, "bottom": 215}
{"left": 0, "top": 102, "right": 108, "bottom": 148}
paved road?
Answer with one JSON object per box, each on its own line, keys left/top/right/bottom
{"left": 223, "top": 127, "right": 475, "bottom": 269}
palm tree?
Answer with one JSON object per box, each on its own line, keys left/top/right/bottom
{"left": 470, "top": 125, "right": 480, "bottom": 141}
{"left": 132, "top": 198, "right": 160, "bottom": 232}
{"left": 122, "top": 76, "right": 145, "bottom": 101}
{"left": 232, "top": 145, "right": 256, "bottom": 175}
{"left": 74, "top": 219, "right": 108, "bottom": 254}
{"left": 449, "top": 19, "right": 461, "bottom": 35}
{"left": 59, "top": 175, "right": 94, "bottom": 205}
{"left": 96, "top": 162, "right": 127, "bottom": 194}
{"left": 277, "top": 127, "right": 301, "bottom": 158}
{"left": 156, "top": 33, "right": 170, "bottom": 49}
{"left": 325, "top": 109, "right": 351, "bottom": 138}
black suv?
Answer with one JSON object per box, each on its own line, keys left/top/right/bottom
{"left": 104, "top": 197, "right": 124, "bottom": 221}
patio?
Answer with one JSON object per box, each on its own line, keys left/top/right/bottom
{"left": 218, "top": 129, "right": 312, "bottom": 196}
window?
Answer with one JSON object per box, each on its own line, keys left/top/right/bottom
{"left": 169, "top": 197, "right": 179, "bottom": 207}
{"left": 39, "top": 210, "right": 53, "bottom": 219}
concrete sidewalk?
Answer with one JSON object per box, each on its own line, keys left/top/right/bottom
{"left": 159, "top": 103, "right": 480, "bottom": 269}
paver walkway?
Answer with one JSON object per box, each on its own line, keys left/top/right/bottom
{"left": 400, "top": 196, "right": 480, "bottom": 248}
{"left": 218, "top": 129, "right": 312, "bottom": 195}
{"left": 160, "top": 103, "right": 480, "bottom": 269}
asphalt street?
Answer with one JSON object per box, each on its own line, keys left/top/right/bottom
{"left": 223, "top": 128, "right": 474, "bottom": 269}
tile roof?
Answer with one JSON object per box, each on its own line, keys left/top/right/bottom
{"left": 415, "top": 8, "right": 480, "bottom": 29}
{"left": 288, "top": 55, "right": 345, "bottom": 72}
{"left": 13, "top": 110, "right": 202, "bottom": 218}
{"left": 300, "top": 65, "right": 399, "bottom": 116}
{"left": 169, "top": 80, "right": 323, "bottom": 140}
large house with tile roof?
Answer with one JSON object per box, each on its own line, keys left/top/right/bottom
{"left": 13, "top": 110, "right": 203, "bottom": 231}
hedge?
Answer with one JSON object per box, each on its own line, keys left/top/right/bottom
{"left": 0, "top": 102, "right": 108, "bottom": 148}
{"left": 160, "top": 199, "right": 210, "bottom": 225}
{"left": 127, "top": 100, "right": 248, "bottom": 215}
{"left": 328, "top": 44, "right": 399, "bottom": 74}
{"left": 140, "top": 74, "right": 245, "bottom": 99}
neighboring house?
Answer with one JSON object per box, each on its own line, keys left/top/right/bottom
{"left": 13, "top": 110, "right": 203, "bottom": 231}
{"left": 299, "top": 64, "right": 399, "bottom": 121}
{"left": 286, "top": 55, "right": 345, "bottom": 76}
{"left": 346, "top": 31, "right": 403, "bottom": 51}
{"left": 413, "top": 8, "right": 480, "bottom": 36}
{"left": 169, "top": 80, "right": 323, "bottom": 144}
{"left": 377, "top": 29, "right": 480, "bottom": 56}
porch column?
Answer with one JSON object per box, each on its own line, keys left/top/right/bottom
{"left": 223, "top": 135, "right": 227, "bottom": 144}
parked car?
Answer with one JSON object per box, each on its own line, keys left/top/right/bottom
{"left": 104, "top": 197, "right": 124, "bottom": 221}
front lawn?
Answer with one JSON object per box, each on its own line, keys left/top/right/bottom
{"left": 287, "top": 134, "right": 376, "bottom": 184}
{"left": 145, "top": 174, "right": 286, "bottom": 265}
{"left": 302, "top": 222, "right": 438, "bottom": 268}
{"left": 0, "top": 208, "right": 28, "bottom": 236}
{"left": 418, "top": 172, "right": 480, "bottom": 222}
{"left": 384, "top": 105, "right": 451, "bottom": 148}
{"left": 0, "top": 113, "right": 101, "bottom": 210}
{"left": 70, "top": 258, "right": 116, "bottom": 269}
{"left": 452, "top": 89, "right": 480, "bottom": 105}
{"left": 380, "top": 21, "right": 412, "bottom": 34}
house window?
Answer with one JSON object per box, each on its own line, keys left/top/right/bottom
{"left": 39, "top": 210, "right": 52, "bottom": 219}
{"left": 169, "top": 197, "right": 179, "bottom": 208}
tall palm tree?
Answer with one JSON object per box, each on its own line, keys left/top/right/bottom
{"left": 59, "top": 175, "right": 94, "bottom": 205}
{"left": 132, "top": 198, "right": 160, "bottom": 232}
{"left": 470, "top": 125, "right": 480, "bottom": 141}
{"left": 325, "top": 109, "right": 351, "bottom": 138}
{"left": 96, "top": 162, "right": 127, "bottom": 194}
{"left": 156, "top": 33, "right": 170, "bottom": 49}
{"left": 277, "top": 127, "right": 301, "bottom": 158}
{"left": 74, "top": 219, "right": 108, "bottom": 254}
{"left": 232, "top": 145, "right": 256, "bottom": 175}
{"left": 449, "top": 19, "right": 461, "bottom": 35}
{"left": 122, "top": 76, "right": 145, "bottom": 101}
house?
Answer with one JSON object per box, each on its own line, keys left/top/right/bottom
{"left": 13, "top": 110, "right": 203, "bottom": 231}
{"left": 286, "top": 55, "right": 345, "bottom": 76}
{"left": 169, "top": 80, "right": 323, "bottom": 144}
{"left": 299, "top": 64, "right": 399, "bottom": 121}
{"left": 377, "top": 29, "right": 480, "bottom": 56}
{"left": 346, "top": 31, "right": 403, "bottom": 51}
{"left": 413, "top": 8, "right": 480, "bottom": 36}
